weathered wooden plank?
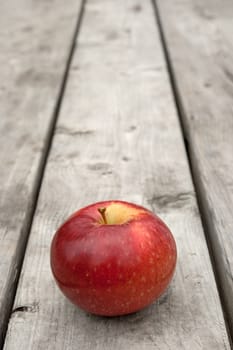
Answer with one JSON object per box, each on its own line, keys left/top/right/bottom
{"left": 0, "top": 0, "right": 84, "bottom": 345}
{"left": 4, "top": 0, "right": 231, "bottom": 349}
{"left": 155, "top": 0, "right": 233, "bottom": 339}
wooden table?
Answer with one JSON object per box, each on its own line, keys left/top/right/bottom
{"left": 1, "top": 0, "right": 233, "bottom": 348}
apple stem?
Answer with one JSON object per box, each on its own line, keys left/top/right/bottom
{"left": 98, "top": 207, "right": 107, "bottom": 224}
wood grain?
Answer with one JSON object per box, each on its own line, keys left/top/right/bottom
{"left": 155, "top": 0, "right": 233, "bottom": 338}
{"left": 0, "top": 0, "right": 83, "bottom": 345}
{"left": 4, "top": 0, "right": 231, "bottom": 348}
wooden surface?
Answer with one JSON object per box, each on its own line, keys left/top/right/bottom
{"left": 0, "top": 0, "right": 83, "bottom": 345}
{"left": 156, "top": 0, "right": 233, "bottom": 337}
{"left": 3, "top": 0, "right": 231, "bottom": 349}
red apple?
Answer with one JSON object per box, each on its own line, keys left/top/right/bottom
{"left": 50, "top": 200, "right": 177, "bottom": 316}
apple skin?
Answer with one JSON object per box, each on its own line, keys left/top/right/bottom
{"left": 50, "top": 200, "right": 177, "bottom": 316}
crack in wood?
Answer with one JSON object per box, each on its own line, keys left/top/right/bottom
{"left": 12, "top": 302, "right": 39, "bottom": 314}
{"left": 223, "top": 67, "right": 233, "bottom": 85}
{"left": 148, "top": 191, "right": 195, "bottom": 210}
{"left": 56, "top": 125, "right": 94, "bottom": 137}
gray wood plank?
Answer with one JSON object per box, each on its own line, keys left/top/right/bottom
{"left": 4, "top": 0, "right": 231, "bottom": 349}
{"left": 0, "top": 0, "right": 84, "bottom": 345}
{"left": 155, "top": 0, "right": 233, "bottom": 339}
